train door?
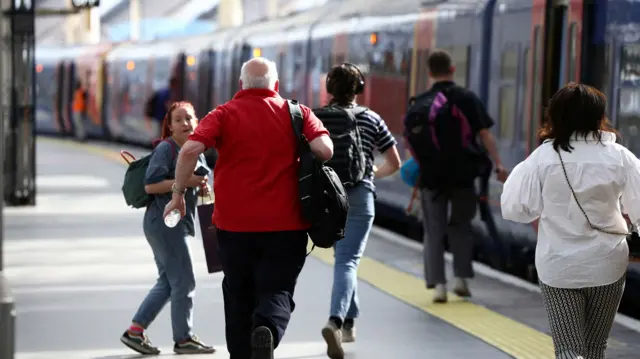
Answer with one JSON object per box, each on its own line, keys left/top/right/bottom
{"left": 196, "top": 50, "right": 213, "bottom": 117}
{"left": 54, "top": 62, "right": 65, "bottom": 133}
{"left": 536, "top": 0, "right": 584, "bottom": 132}
{"left": 580, "top": 0, "right": 606, "bottom": 90}
{"left": 174, "top": 54, "right": 187, "bottom": 102}
{"left": 230, "top": 43, "right": 252, "bottom": 96}
{"left": 99, "top": 59, "right": 111, "bottom": 139}
{"left": 62, "top": 62, "right": 75, "bottom": 136}
{"left": 183, "top": 52, "right": 199, "bottom": 114}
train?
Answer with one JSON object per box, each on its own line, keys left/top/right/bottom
{"left": 34, "top": 0, "right": 640, "bottom": 318}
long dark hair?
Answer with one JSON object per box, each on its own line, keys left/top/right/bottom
{"left": 538, "top": 82, "right": 617, "bottom": 152}
{"left": 326, "top": 64, "right": 362, "bottom": 106}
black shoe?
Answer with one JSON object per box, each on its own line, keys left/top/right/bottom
{"left": 120, "top": 330, "right": 161, "bottom": 355}
{"left": 250, "top": 326, "right": 274, "bottom": 359}
{"left": 174, "top": 334, "right": 216, "bottom": 354}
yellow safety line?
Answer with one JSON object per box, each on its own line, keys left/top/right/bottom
{"left": 40, "top": 136, "right": 555, "bottom": 358}
{"left": 312, "top": 245, "right": 554, "bottom": 358}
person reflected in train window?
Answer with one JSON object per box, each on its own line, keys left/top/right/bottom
{"left": 501, "top": 83, "right": 640, "bottom": 359}
{"left": 72, "top": 80, "right": 87, "bottom": 141}
{"left": 317, "top": 63, "right": 401, "bottom": 358}
{"left": 120, "top": 101, "right": 215, "bottom": 356}
{"left": 145, "top": 77, "right": 179, "bottom": 135}
{"left": 405, "top": 49, "right": 507, "bottom": 304}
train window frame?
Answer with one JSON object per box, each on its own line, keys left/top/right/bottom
{"left": 453, "top": 46, "right": 470, "bottom": 88}
{"left": 616, "top": 86, "right": 640, "bottom": 156}
{"left": 530, "top": 25, "right": 543, "bottom": 149}
{"left": 498, "top": 44, "right": 520, "bottom": 145}
{"left": 520, "top": 47, "right": 531, "bottom": 144}
{"left": 567, "top": 22, "right": 578, "bottom": 83}
{"left": 498, "top": 84, "right": 516, "bottom": 143}
{"left": 500, "top": 45, "right": 519, "bottom": 84}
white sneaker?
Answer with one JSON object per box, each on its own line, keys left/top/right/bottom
{"left": 341, "top": 321, "right": 355, "bottom": 343}
{"left": 452, "top": 277, "right": 471, "bottom": 298}
{"left": 433, "top": 283, "right": 447, "bottom": 303}
{"left": 321, "top": 320, "right": 344, "bottom": 359}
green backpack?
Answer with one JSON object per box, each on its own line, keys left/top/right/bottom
{"left": 120, "top": 140, "right": 175, "bottom": 209}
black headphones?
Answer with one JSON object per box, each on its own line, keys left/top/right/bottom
{"left": 326, "top": 62, "right": 365, "bottom": 95}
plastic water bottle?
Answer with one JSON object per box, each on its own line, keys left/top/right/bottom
{"left": 164, "top": 209, "right": 181, "bottom": 228}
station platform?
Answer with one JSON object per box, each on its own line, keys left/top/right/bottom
{"left": 4, "top": 137, "right": 640, "bottom": 359}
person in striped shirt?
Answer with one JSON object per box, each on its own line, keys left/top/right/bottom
{"left": 319, "top": 63, "right": 401, "bottom": 359}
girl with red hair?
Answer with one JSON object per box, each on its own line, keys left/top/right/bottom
{"left": 120, "top": 101, "right": 215, "bottom": 355}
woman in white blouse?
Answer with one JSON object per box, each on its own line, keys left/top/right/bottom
{"left": 501, "top": 83, "right": 640, "bottom": 359}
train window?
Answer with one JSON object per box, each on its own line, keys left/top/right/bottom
{"left": 450, "top": 46, "right": 469, "bottom": 87}
{"left": 530, "top": 26, "right": 543, "bottom": 146}
{"left": 415, "top": 49, "right": 430, "bottom": 94}
{"left": 521, "top": 47, "right": 530, "bottom": 143}
{"left": 498, "top": 85, "right": 516, "bottom": 141}
{"left": 36, "top": 64, "right": 56, "bottom": 112}
{"left": 501, "top": 48, "right": 518, "bottom": 82}
{"left": 567, "top": 22, "right": 578, "bottom": 83}
{"left": 603, "top": 44, "right": 612, "bottom": 112}
{"left": 620, "top": 45, "right": 640, "bottom": 84}
{"left": 153, "top": 57, "right": 171, "bottom": 92}
{"left": 617, "top": 88, "right": 640, "bottom": 156}
{"left": 185, "top": 52, "right": 199, "bottom": 110}
{"left": 121, "top": 59, "right": 148, "bottom": 118}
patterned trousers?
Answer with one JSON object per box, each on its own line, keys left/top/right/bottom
{"left": 539, "top": 275, "right": 625, "bottom": 359}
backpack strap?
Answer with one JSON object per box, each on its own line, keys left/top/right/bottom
{"left": 286, "top": 99, "right": 317, "bottom": 256}
{"left": 286, "top": 99, "right": 305, "bottom": 152}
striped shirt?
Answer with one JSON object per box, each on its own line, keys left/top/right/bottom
{"left": 338, "top": 104, "right": 397, "bottom": 190}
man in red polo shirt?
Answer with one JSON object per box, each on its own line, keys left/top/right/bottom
{"left": 164, "top": 57, "right": 333, "bottom": 359}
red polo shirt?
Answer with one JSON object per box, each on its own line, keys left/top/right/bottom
{"left": 188, "top": 89, "right": 329, "bottom": 232}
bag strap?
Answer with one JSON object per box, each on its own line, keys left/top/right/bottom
{"left": 557, "top": 150, "right": 629, "bottom": 236}
{"left": 120, "top": 150, "right": 135, "bottom": 165}
{"left": 286, "top": 99, "right": 315, "bottom": 256}
{"left": 287, "top": 99, "right": 305, "bottom": 153}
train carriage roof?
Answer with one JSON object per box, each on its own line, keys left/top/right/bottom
{"left": 106, "top": 27, "right": 236, "bottom": 61}
{"left": 223, "top": 4, "right": 334, "bottom": 50}
{"left": 310, "top": 0, "right": 486, "bottom": 39}
{"left": 36, "top": 43, "right": 113, "bottom": 65}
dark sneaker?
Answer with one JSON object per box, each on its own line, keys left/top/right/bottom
{"left": 120, "top": 330, "right": 161, "bottom": 355}
{"left": 250, "top": 326, "right": 274, "bottom": 359}
{"left": 173, "top": 335, "right": 216, "bottom": 354}
{"left": 321, "top": 320, "right": 344, "bottom": 359}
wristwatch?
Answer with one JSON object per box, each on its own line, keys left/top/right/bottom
{"left": 172, "top": 183, "right": 186, "bottom": 195}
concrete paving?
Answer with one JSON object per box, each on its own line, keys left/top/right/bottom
{"left": 3, "top": 138, "right": 513, "bottom": 359}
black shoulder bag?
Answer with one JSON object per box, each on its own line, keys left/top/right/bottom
{"left": 557, "top": 150, "right": 640, "bottom": 258}
{"left": 286, "top": 99, "right": 350, "bottom": 251}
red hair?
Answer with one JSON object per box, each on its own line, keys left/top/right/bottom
{"left": 153, "top": 101, "right": 196, "bottom": 148}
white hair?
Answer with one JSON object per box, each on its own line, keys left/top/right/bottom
{"left": 239, "top": 57, "right": 279, "bottom": 90}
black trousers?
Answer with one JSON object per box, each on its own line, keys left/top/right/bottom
{"left": 217, "top": 229, "right": 308, "bottom": 359}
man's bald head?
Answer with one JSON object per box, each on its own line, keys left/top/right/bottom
{"left": 240, "top": 57, "right": 279, "bottom": 91}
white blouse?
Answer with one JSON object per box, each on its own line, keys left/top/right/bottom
{"left": 501, "top": 132, "right": 640, "bottom": 288}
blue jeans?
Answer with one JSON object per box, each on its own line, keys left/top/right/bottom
{"left": 330, "top": 183, "right": 375, "bottom": 319}
{"left": 132, "top": 213, "right": 196, "bottom": 342}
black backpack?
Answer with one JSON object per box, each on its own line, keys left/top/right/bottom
{"left": 313, "top": 105, "right": 368, "bottom": 188}
{"left": 287, "top": 100, "right": 349, "bottom": 250}
{"left": 404, "top": 86, "right": 483, "bottom": 190}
